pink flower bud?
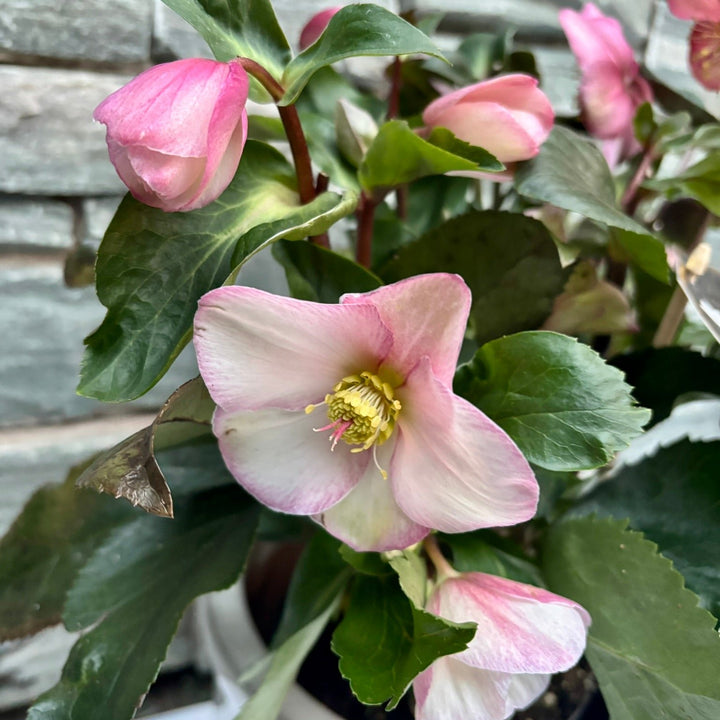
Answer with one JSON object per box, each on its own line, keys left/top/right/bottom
{"left": 668, "top": 0, "right": 720, "bottom": 22}
{"left": 94, "top": 58, "right": 249, "bottom": 213}
{"left": 299, "top": 7, "right": 342, "bottom": 51}
{"left": 421, "top": 74, "right": 555, "bottom": 163}
{"left": 690, "top": 20, "right": 720, "bottom": 90}
{"left": 559, "top": 3, "right": 653, "bottom": 161}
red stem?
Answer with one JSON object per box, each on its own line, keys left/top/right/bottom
{"left": 356, "top": 194, "right": 376, "bottom": 268}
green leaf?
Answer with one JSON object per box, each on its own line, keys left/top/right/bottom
{"left": 438, "top": 531, "right": 543, "bottom": 586}
{"left": 76, "top": 377, "right": 214, "bottom": 518}
{"left": 78, "top": 142, "right": 299, "bottom": 402}
{"left": 332, "top": 574, "right": 475, "bottom": 709}
{"left": 647, "top": 155, "right": 720, "bottom": 215}
{"left": 571, "top": 440, "right": 720, "bottom": 618}
{"left": 454, "top": 331, "right": 651, "bottom": 470}
{"left": 388, "top": 549, "right": 428, "bottom": 608}
{"left": 359, "top": 121, "right": 502, "bottom": 194}
{"left": 29, "top": 444, "right": 259, "bottom": 720}
{"left": 612, "top": 347, "right": 720, "bottom": 425}
{"left": 515, "top": 126, "right": 668, "bottom": 282}
{"left": 272, "top": 240, "right": 381, "bottom": 303}
{"left": 338, "top": 545, "right": 393, "bottom": 576}
{"left": 237, "top": 591, "right": 342, "bottom": 720}
{"left": 380, "top": 211, "right": 564, "bottom": 345}
{"left": 161, "top": 0, "right": 290, "bottom": 81}
{"left": 272, "top": 530, "right": 351, "bottom": 647}
{"left": 281, "top": 4, "right": 446, "bottom": 105}
{"left": 611, "top": 228, "right": 670, "bottom": 284}
{"left": 543, "top": 516, "right": 720, "bottom": 720}
{"left": 0, "top": 463, "right": 135, "bottom": 641}
{"left": 230, "top": 190, "right": 358, "bottom": 269}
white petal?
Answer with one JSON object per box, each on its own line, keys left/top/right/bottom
{"left": 214, "top": 406, "right": 368, "bottom": 514}
{"left": 314, "top": 438, "right": 429, "bottom": 551}
{"left": 413, "top": 658, "right": 511, "bottom": 720}
{"left": 391, "top": 358, "right": 538, "bottom": 532}
{"left": 194, "top": 287, "right": 392, "bottom": 413}
{"left": 505, "top": 673, "right": 551, "bottom": 715}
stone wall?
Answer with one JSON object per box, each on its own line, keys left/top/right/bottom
{"left": 0, "top": 0, "right": 715, "bottom": 714}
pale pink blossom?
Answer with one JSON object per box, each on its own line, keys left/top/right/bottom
{"left": 414, "top": 573, "right": 591, "bottom": 720}
{"left": 668, "top": 0, "right": 720, "bottom": 22}
{"left": 94, "top": 58, "right": 249, "bottom": 212}
{"left": 193, "top": 274, "right": 538, "bottom": 552}
{"left": 422, "top": 74, "right": 554, "bottom": 163}
{"left": 299, "top": 7, "right": 342, "bottom": 50}
{"left": 559, "top": 4, "right": 653, "bottom": 163}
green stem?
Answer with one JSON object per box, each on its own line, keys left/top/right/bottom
{"left": 423, "top": 536, "right": 458, "bottom": 581}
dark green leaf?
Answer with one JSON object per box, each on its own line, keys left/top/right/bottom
{"left": 161, "top": 0, "right": 290, "bottom": 84}
{"left": 230, "top": 190, "right": 358, "bottom": 269}
{"left": 612, "top": 347, "right": 720, "bottom": 424}
{"left": 571, "top": 440, "right": 720, "bottom": 618}
{"left": 543, "top": 516, "right": 720, "bottom": 720}
{"left": 281, "top": 5, "right": 446, "bottom": 105}
{"left": 0, "top": 463, "right": 135, "bottom": 641}
{"left": 647, "top": 155, "right": 720, "bottom": 215}
{"left": 76, "top": 377, "right": 214, "bottom": 518}
{"left": 272, "top": 240, "right": 381, "bottom": 303}
{"left": 78, "top": 142, "right": 299, "bottom": 402}
{"left": 29, "top": 444, "right": 259, "bottom": 720}
{"left": 611, "top": 228, "right": 669, "bottom": 284}
{"left": 338, "top": 545, "right": 393, "bottom": 576}
{"left": 380, "top": 211, "right": 564, "bottom": 345}
{"left": 359, "top": 121, "right": 502, "bottom": 194}
{"left": 438, "top": 531, "right": 543, "bottom": 586}
{"left": 332, "top": 574, "right": 475, "bottom": 709}
{"left": 272, "top": 530, "right": 351, "bottom": 647}
{"left": 454, "top": 331, "right": 650, "bottom": 470}
{"left": 515, "top": 126, "right": 668, "bottom": 282}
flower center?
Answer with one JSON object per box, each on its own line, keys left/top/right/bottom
{"left": 306, "top": 371, "right": 402, "bottom": 454}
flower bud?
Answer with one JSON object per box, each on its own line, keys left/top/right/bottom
{"left": 299, "top": 7, "right": 342, "bottom": 50}
{"left": 421, "top": 74, "right": 554, "bottom": 163}
{"left": 94, "top": 58, "right": 249, "bottom": 213}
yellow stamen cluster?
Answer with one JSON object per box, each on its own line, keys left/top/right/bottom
{"left": 308, "top": 371, "right": 402, "bottom": 451}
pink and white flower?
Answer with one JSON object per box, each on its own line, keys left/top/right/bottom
{"left": 193, "top": 274, "right": 538, "bottom": 552}
{"left": 559, "top": 3, "right": 653, "bottom": 164}
{"left": 414, "top": 572, "right": 591, "bottom": 720}
{"left": 94, "top": 58, "right": 249, "bottom": 212}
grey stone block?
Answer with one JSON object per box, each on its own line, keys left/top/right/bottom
{"left": 153, "top": 0, "right": 213, "bottom": 61}
{"left": 0, "top": 66, "right": 131, "bottom": 195}
{"left": 0, "top": 259, "right": 199, "bottom": 427}
{"left": 644, "top": 1, "right": 720, "bottom": 118}
{"left": 83, "top": 196, "right": 123, "bottom": 247}
{"left": 533, "top": 46, "right": 579, "bottom": 118}
{"left": 0, "top": 0, "right": 152, "bottom": 64}
{"left": 0, "top": 197, "right": 75, "bottom": 250}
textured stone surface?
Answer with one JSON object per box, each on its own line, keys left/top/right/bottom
{"left": 0, "top": 259, "right": 198, "bottom": 427}
{"left": 83, "top": 196, "right": 123, "bottom": 247}
{"left": 0, "top": 198, "right": 75, "bottom": 250}
{"left": 533, "top": 46, "right": 579, "bottom": 117}
{"left": 0, "top": 66, "right": 130, "bottom": 195}
{"left": 644, "top": 2, "right": 720, "bottom": 118}
{"left": 0, "top": 0, "right": 152, "bottom": 63}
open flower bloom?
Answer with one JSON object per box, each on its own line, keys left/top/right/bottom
{"left": 299, "top": 7, "right": 342, "bottom": 50}
{"left": 559, "top": 4, "right": 653, "bottom": 163}
{"left": 422, "top": 74, "right": 554, "bottom": 164}
{"left": 414, "top": 573, "right": 591, "bottom": 720}
{"left": 94, "top": 58, "right": 249, "bottom": 212}
{"left": 193, "top": 274, "right": 538, "bottom": 551}
{"left": 668, "top": 0, "right": 720, "bottom": 22}
{"left": 689, "top": 20, "right": 720, "bottom": 89}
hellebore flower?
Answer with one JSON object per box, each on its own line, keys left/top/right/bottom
{"left": 668, "top": 2, "right": 720, "bottom": 90}
{"left": 414, "top": 572, "right": 591, "bottom": 720}
{"left": 559, "top": 3, "right": 653, "bottom": 163}
{"left": 299, "top": 7, "right": 342, "bottom": 50}
{"left": 422, "top": 74, "right": 554, "bottom": 163}
{"left": 94, "top": 58, "right": 249, "bottom": 212}
{"left": 668, "top": 0, "right": 720, "bottom": 21}
{"left": 193, "top": 274, "right": 538, "bottom": 552}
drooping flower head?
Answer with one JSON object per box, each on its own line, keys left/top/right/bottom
{"left": 414, "top": 571, "right": 591, "bottom": 720}
{"left": 668, "top": 1, "right": 720, "bottom": 91}
{"left": 422, "top": 74, "right": 555, "bottom": 164}
{"left": 559, "top": 4, "right": 653, "bottom": 163}
{"left": 193, "top": 274, "right": 539, "bottom": 552}
{"left": 94, "top": 58, "right": 249, "bottom": 212}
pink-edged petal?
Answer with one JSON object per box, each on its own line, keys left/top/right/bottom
{"left": 125, "top": 145, "right": 205, "bottom": 201}
{"left": 314, "top": 438, "right": 429, "bottom": 551}
{"left": 299, "top": 7, "right": 342, "bottom": 50}
{"left": 390, "top": 358, "right": 538, "bottom": 532}
{"left": 428, "top": 574, "right": 591, "bottom": 674}
{"left": 413, "top": 658, "right": 510, "bottom": 720}
{"left": 213, "top": 406, "right": 367, "bottom": 514}
{"left": 194, "top": 287, "right": 393, "bottom": 413}
{"left": 579, "top": 63, "right": 638, "bottom": 138}
{"left": 504, "top": 673, "right": 551, "bottom": 715}
{"left": 341, "top": 274, "right": 470, "bottom": 385}
{"left": 669, "top": 0, "right": 720, "bottom": 22}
